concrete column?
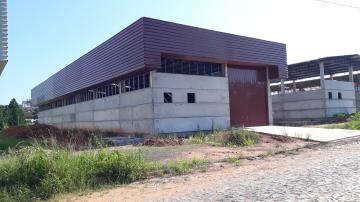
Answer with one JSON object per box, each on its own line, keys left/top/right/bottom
{"left": 330, "top": 74, "right": 334, "bottom": 80}
{"left": 224, "top": 64, "right": 228, "bottom": 77}
{"left": 319, "top": 61, "right": 325, "bottom": 89}
{"left": 266, "top": 67, "right": 273, "bottom": 125}
{"left": 149, "top": 70, "right": 156, "bottom": 87}
{"left": 292, "top": 80, "right": 296, "bottom": 92}
{"left": 349, "top": 66, "right": 354, "bottom": 82}
{"left": 280, "top": 79, "right": 285, "bottom": 94}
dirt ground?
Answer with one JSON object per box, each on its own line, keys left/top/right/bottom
{"left": 170, "top": 134, "right": 316, "bottom": 162}
{"left": 58, "top": 134, "right": 319, "bottom": 201}
{"left": 120, "top": 134, "right": 318, "bottom": 163}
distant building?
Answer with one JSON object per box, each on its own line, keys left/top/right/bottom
{"left": 271, "top": 55, "right": 360, "bottom": 124}
{"left": 32, "top": 17, "right": 287, "bottom": 134}
{"left": 0, "top": 0, "right": 7, "bottom": 75}
{"left": 22, "top": 100, "right": 32, "bottom": 109}
{"left": 22, "top": 99, "right": 37, "bottom": 122}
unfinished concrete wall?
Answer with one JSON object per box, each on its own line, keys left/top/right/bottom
{"left": 38, "top": 72, "right": 231, "bottom": 134}
{"left": 272, "top": 80, "right": 355, "bottom": 123}
{"left": 151, "top": 72, "right": 230, "bottom": 133}
{"left": 356, "top": 92, "right": 360, "bottom": 111}
{"left": 324, "top": 80, "right": 356, "bottom": 116}
{"left": 38, "top": 88, "right": 153, "bottom": 133}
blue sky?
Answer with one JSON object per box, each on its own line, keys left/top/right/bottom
{"left": 0, "top": 0, "right": 359, "bottom": 104}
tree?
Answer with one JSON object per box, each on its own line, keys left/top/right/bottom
{"left": 0, "top": 105, "right": 7, "bottom": 130}
{"left": 7, "top": 98, "right": 26, "bottom": 127}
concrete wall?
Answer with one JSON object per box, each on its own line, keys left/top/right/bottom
{"left": 324, "top": 80, "right": 356, "bottom": 116}
{"left": 38, "top": 72, "right": 231, "bottom": 134}
{"left": 272, "top": 80, "right": 356, "bottom": 123}
{"left": 356, "top": 92, "right": 360, "bottom": 111}
{"left": 38, "top": 88, "right": 153, "bottom": 133}
{"left": 151, "top": 72, "right": 231, "bottom": 133}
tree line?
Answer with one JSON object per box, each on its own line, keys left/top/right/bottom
{"left": 0, "top": 98, "right": 26, "bottom": 130}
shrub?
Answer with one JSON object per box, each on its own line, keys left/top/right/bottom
{"left": 344, "top": 120, "right": 360, "bottom": 130}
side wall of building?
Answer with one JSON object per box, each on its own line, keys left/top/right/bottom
{"left": 38, "top": 88, "right": 153, "bottom": 133}
{"left": 38, "top": 72, "right": 231, "bottom": 134}
{"left": 324, "top": 80, "right": 356, "bottom": 116}
{"left": 151, "top": 72, "right": 230, "bottom": 133}
{"left": 272, "top": 80, "right": 356, "bottom": 123}
{"left": 356, "top": 92, "right": 360, "bottom": 111}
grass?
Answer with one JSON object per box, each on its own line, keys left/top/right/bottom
{"left": 0, "top": 142, "right": 211, "bottom": 201}
{"left": 320, "top": 112, "right": 360, "bottom": 130}
{"left": 224, "top": 156, "right": 241, "bottom": 166}
{"left": 185, "top": 128, "right": 260, "bottom": 147}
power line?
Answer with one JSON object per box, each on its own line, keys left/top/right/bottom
{"left": 314, "top": 0, "right": 360, "bottom": 10}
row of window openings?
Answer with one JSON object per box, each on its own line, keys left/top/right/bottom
{"left": 328, "top": 92, "right": 342, "bottom": 100}
{"left": 164, "top": 92, "right": 196, "bottom": 103}
{"left": 40, "top": 72, "right": 150, "bottom": 111}
{"left": 159, "top": 58, "right": 223, "bottom": 77}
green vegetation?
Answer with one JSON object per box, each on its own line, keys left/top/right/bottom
{"left": 324, "top": 112, "right": 360, "bottom": 130}
{"left": 0, "top": 98, "right": 26, "bottom": 131}
{"left": 224, "top": 156, "right": 241, "bottom": 165}
{"left": 185, "top": 128, "right": 260, "bottom": 147}
{"left": 0, "top": 143, "right": 211, "bottom": 201}
{"left": 162, "top": 159, "right": 211, "bottom": 175}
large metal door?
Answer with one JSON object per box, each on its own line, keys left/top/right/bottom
{"left": 228, "top": 66, "right": 268, "bottom": 126}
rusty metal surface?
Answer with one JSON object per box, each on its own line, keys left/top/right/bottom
{"left": 228, "top": 66, "right": 268, "bottom": 126}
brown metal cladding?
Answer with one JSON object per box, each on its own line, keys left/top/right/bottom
{"left": 32, "top": 17, "right": 287, "bottom": 105}
{"left": 228, "top": 66, "right": 269, "bottom": 126}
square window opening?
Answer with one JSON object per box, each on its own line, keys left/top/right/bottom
{"left": 164, "top": 92, "right": 173, "bottom": 103}
{"left": 187, "top": 93, "right": 196, "bottom": 103}
{"left": 328, "top": 92, "right": 333, "bottom": 99}
{"left": 338, "top": 92, "right": 342, "bottom": 99}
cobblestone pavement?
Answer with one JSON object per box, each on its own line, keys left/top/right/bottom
{"left": 166, "top": 143, "right": 360, "bottom": 202}
{"left": 73, "top": 141, "right": 360, "bottom": 202}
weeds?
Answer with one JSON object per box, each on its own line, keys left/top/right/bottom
{"left": 0, "top": 145, "right": 150, "bottom": 201}
{"left": 0, "top": 140, "right": 212, "bottom": 201}
{"left": 185, "top": 128, "right": 260, "bottom": 147}
{"left": 224, "top": 156, "right": 241, "bottom": 166}
{"left": 162, "top": 159, "right": 211, "bottom": 175}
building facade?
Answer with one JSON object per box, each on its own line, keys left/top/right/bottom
{"left": 271, "top": 55, "right": 360, "bottom": 124}
{"left": 0, "top": 0, "right": 7, "bottom": 75}
{"left": 32, "top": 17, "right": 287, "bottom": 134}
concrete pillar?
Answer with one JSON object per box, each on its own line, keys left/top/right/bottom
{"left": 224, "top": 64, "right": 228, "bottom": 77}
{"left": 149, "top": 70, "right": 156, "bottom": 87}
{"left": 292, "top": 80, "right": 296, "bottom": 92}
{"left": 330, "top": 74, "right": 334, "bottom": 80}
{"left": 266, "top": 67, "right": 273, "bottom": 125}
{"left": 319, "top": 61, "right": 325, "bottom": 89}
{"left": 349, "top": 66, "right": 354, "bottom": 82}
{"left": 280, "top": 79, "right": 285, "bottom": 94}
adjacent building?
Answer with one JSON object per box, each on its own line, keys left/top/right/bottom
{"left": 31, "top": 17, "right": 287, "bottom": 134}
{"left": 271, "top": 54, "right": 360, "bottom": 124}
{"left": 0, "top": 0, "right": 7, "bottom": 75}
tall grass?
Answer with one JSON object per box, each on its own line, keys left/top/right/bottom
{"left": 0, "top": 142, "right": 211, "bottom": 201}
{"left": 185, "top": 128, "right": 260, "bottom": 147}
{"left": 0, "top": 145, "right": 150, "bottom": 201}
